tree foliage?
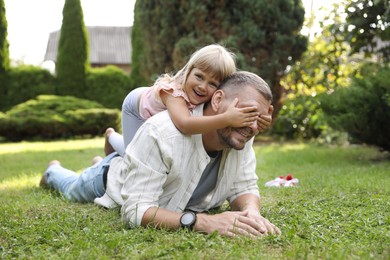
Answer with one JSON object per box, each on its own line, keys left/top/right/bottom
{"left": 0, "top": 0, "right": 9, "bottom": 74}
{"left": 56, "top": 0, "right": 89, "bottom": 96}
{"left": 130, "top": 0, "right": 307, "bottom": 115}
{"left": 272, "top": 1, "right": 360, "bottom": 140}
{"left": 345, "top": 0, "right": 390, "bottom": 61}
{"left": 320, "top": 64, "right": 390, "bottom": 151}
{"left": 0, "top": 0, "right": 10, "bottom": 112}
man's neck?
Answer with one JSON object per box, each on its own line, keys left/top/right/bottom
{"left": 202, "top": 131, "right": 225, "bottom": 153}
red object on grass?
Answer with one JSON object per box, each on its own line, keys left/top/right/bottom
{"left": 286, "top": 174, "right": 293, "bottom": 181}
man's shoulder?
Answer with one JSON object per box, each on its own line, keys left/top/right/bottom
{"left": 140, "top": 110, "right": 181, "bottom": 140}
{"left": 144, "top": 110, "right": 174, "bottom": 132}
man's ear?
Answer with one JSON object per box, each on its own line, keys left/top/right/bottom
{"left": 210, "top": 90, "right": 225, "bottom": 112}
{"left": 268, "top": 104, "right": 274, "bottom": 115}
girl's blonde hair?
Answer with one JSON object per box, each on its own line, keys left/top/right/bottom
{"left": 156, "top": 44, "right": 237, "bottom": 88}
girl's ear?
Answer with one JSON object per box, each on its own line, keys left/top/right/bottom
{"left": 210, "top": 90, "right": 225, "bottom": 112}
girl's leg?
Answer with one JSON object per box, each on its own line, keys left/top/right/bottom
{"left": 121, "top": 87, "right": 147, "bottom": 148}
{"left": 104, "top": 128, "right": 121, "bottom": 156}
{"left": 108, "top": 87, "right": 147, "bottom": 156}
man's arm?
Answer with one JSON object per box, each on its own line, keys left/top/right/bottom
{"left": 230, "top": 192, "right": 260, "bottom": 212}
{"left": 140, "top": 195, "right": 280, "bottom": 237}
{"left": 220, "top": 143, "right": 281, "bottom": 236}
{"left": 141, "top": 204, "right": 268, "bottom": 237}
{"left": 141, "top": 207, "right": 181, "bottom": 229}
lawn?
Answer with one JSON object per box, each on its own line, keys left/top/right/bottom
{"left": 0, "top": 138, "right": 389, "bottom": 259}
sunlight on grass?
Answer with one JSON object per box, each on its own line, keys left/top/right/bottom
{"left": 257, "top": 142, "right": 309, "bottom": 152}
{"left": 0, "top": 174, "right": 40, "bottom": 191}
{"left": 274, "top": 142, "right": 308, "bottom": 152}
{"left": 0, "top": 138, "right": 104, "bottom": 155}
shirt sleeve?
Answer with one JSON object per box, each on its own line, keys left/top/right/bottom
{"left": 226, "top": 139, "right": 260, "bottom": 203}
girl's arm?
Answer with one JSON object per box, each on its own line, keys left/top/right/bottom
{"left": 161, "top": 92, "right": 259, "bottom": 135}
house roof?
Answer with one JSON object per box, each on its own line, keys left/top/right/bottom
{"left": 44, "top": 26, "right": 132, "bottom": 65}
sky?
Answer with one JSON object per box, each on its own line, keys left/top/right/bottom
{"left": 3, "top": 0, "right": 327, "bottom": 66}
{"left": 4, "top": 0, "right": 136, "bottom": 66}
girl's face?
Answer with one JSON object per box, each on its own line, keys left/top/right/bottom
{"left": 184, "top": 68, "right": 220, "bottom": 105}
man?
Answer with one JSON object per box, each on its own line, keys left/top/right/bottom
{"left": 40, "top": 71, "right": 281, "bottom": 237}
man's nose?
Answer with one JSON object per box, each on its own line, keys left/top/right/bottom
{"left": 248, "top": 120, "right": 258, "bottom": 132}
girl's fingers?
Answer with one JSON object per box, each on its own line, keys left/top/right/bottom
{"left": 238, "top": 106, "right": 259, "bottom": 113}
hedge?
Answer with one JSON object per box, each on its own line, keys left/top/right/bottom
{"left": 0, "top": 95, "right": 121, "bottom": 141}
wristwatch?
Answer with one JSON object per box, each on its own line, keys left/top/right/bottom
{"left": 180, "top": 211, "right": 197, "bottom": 230}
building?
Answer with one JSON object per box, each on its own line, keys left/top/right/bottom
{"left": 44, "top": 26, "right": 132, "bottom": 73}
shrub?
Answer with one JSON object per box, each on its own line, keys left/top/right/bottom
{"left": 320, "top": 64, "right": 390, "bottom": 151}
{"left": 0, "top": 65, "right": 55, "bottom": 111}
{"left": 85, "top": 66, "right": 133, "bottom": 109}
{"left": 0, "top": 95, "right": 120, "bottom": 141}
{"left": 270, "top": 95, "right": 327, "bottom": 140}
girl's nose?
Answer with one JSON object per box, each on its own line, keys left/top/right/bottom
{"left": 199, "top": 82, "right": 207, "bottom": 89}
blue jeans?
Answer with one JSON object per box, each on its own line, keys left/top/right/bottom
{"left": 44, "top": 152, "right": 119, "bottom": 203}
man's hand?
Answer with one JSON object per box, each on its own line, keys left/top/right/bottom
{"left": 245, "top": 208, "right": 281, "bottom": 235}
{"left": 195, "top": 210, "right": 281, "bottom": 238}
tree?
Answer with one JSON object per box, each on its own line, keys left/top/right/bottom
{"left": 345, "top": 0, "right": 390, "bottom": 62}
{"left": 271, "top": 0, "right": 361, "bottom": 140}
{"left": 0, "top": 0, "right": 10, "bottom": 111}
{"left": 320, "top": 64, "right": 390, "bottom": 151}
{"left": 0, "top": 0, "right": 9, "bottom": 74}
{"left": 130, "top": 0, "right": 307, "bottom": 116}
{"left": 56, "top": 0, "right": 89, "bottom": 96}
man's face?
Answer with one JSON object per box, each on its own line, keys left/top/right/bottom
{"left": 217, "top": 86, "right": 270, "bottom": 150}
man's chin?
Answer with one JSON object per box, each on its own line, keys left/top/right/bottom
{"left": 228, "top": 138, "right": 246, "bottom": 150}
{"left": 218, "top": 129, "right": 249, "bottom": 150}
{"left": 231, "top": 134, "right": 249, "bottom": 148}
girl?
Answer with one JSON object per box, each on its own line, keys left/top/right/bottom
{"left": 106, "top": 44, "right": 272, "bottom": 156}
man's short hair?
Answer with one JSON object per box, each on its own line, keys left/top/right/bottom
{"left": 219, "top": 71, "right": 273, "bottom": 102}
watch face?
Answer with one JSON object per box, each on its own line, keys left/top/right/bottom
{"left": 181, "top": 212, "right": 195, "bottom": 225}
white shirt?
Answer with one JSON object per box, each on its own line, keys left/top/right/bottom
{"left": 94, "top": 105, "right": 260, "bottom": 227}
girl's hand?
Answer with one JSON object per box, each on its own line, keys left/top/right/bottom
{"left": 257, "top": 105, "right": 273, "bottom": 133}
{"left": 224, "top": 98, "right": 259, "bottom": 127}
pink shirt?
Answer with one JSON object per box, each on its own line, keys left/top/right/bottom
{"left": 139, "top": 81, "right": 197, "bottom": 119}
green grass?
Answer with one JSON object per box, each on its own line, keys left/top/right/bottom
{"left": 1, "top": 139, "right": 389, "bottom": 259}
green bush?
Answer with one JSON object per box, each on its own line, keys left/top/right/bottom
{"left": 270, "top": 95, "right": 327, "bottom": 139}
{"left": 86, "top": 66, "right": 133, "bottom": 109}
{"left": 321, "top": 64, "right": 390, "bottom": 151}
{"left": 1, "top": 65, "right": 133, "bottom": 112}
{"left": 0, "top": 65, "right": 55, "bottom": 111}
{"left": 0, "top": 95, "right": 120, "bottom": 141}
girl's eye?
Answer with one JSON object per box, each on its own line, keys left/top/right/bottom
{"left": 209, "top": 83, "right": 218, "bottom": 89}
{"left": 195, "top": 74, "right": 203, "bottom": 80}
